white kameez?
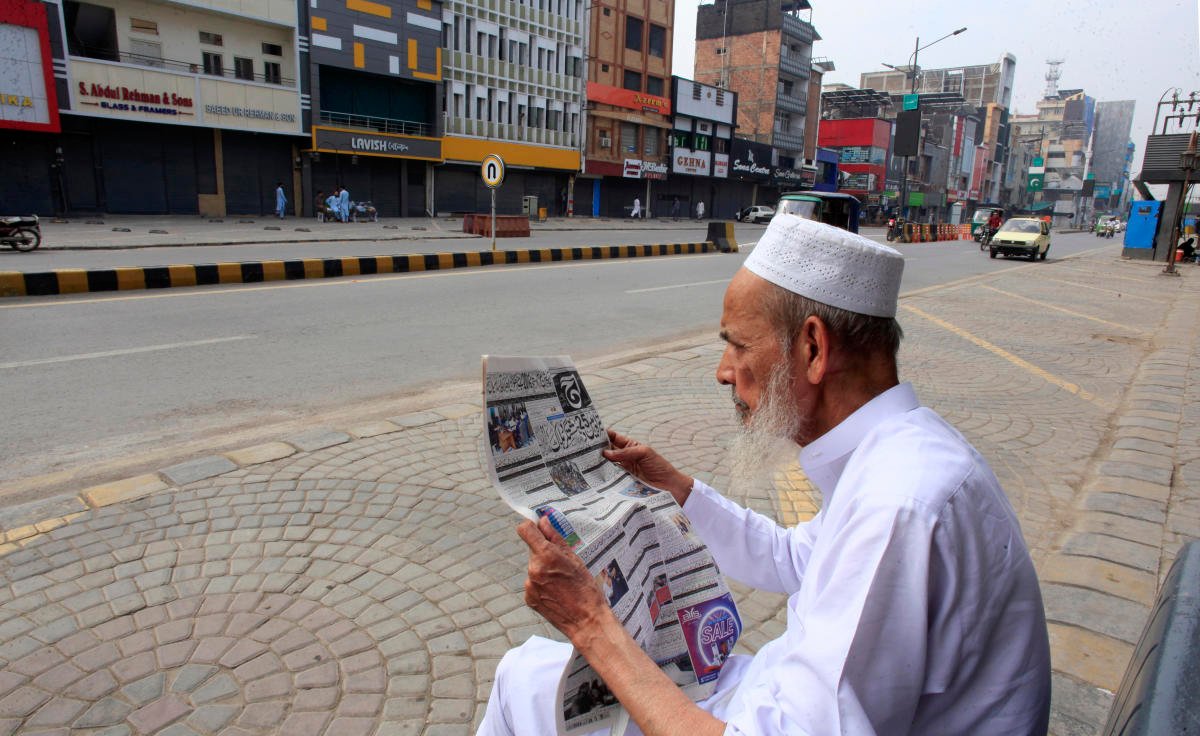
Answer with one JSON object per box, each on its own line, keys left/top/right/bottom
{"left": 479, "top": 383, "right": 1051, "bottom": 736}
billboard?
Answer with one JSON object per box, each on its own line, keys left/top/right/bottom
{"left": 729, "top": 138, "right": 771, "bottom": 181}
{"left": 0, "top": 0, "right": 60, "bottom": 132}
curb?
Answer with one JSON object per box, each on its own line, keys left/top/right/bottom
{"left": 0, "top": 241, "right": 719, "bottom": 297}
{"left": 0, "top": 405, "right": 475, "bottom": 555}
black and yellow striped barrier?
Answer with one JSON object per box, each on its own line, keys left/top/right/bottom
{"left": 0, "top": 242, "right": 719, "bottom": 297}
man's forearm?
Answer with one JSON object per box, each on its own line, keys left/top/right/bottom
{"left": 570, "top": 608, "right": 726, "bottom": 736}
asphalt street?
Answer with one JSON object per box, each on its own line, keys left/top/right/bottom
{"left": 1, "top": 230, "right": 1109, "bottom": 500}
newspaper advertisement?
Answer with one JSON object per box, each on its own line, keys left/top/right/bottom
{"left": 483, "top": 355, "right": 742, "bottom": 736}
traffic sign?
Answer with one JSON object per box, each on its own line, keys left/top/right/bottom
{"left": 902, "top": 94, "right": 919, "bottom": 111}
{"left": 481, "top": 154, "right": 505, "bottom": 189}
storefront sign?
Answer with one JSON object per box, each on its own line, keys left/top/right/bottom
{"left": 313, "top": 126, "right": 442, "bottom": 161}
{"left": 587, "top": 82, "right": 670, "bottom": 115}
{"left": 673, "top": 149, "right": 710, "bottom": 176}
{"left": 0, "top": 1, "right": 60, "bottom": 132}
{"left": 78, "top": 82, "right": 194, "bottom": 117}
{"left": 204, "top": 104, "right": 295, "bottom": 123}
{"left": 623, "top": 158, "right": 642, "bottom": 178}
{"left": 712, "top": 153, "right": 729, "bottom": 179}
{"left": 641, "top": 160, "right": 668, "bottom": 180}
{"left": 771, "top": 167, "right": 804, "bottom": 188}
{"left": 729, "top": 139, "right": 771, "bottom": 181}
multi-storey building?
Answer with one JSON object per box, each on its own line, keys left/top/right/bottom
{"left": 693, "top": 0, "right": 817, "bottom": 175}
{"left": 816, "top": 117, "right": 890, "bottom": 207}
{"left": 304, "top": 0, "right": 445, "bottom": 216}
{"left": 580, "top": 0, "right": 673, "bottom": 217}
{"left": 1091, "top": 100, "right": 1136, "bottom": 211}
{"left": 1012, "top": 87, "right": 1096, "bottom": 225}
{"left": 665, "top": 75, "right": 736, "bottom": 218}
{"left": 861, "top": 54, "right": 1016, "bottom": 217}
{"left": 2, "top": 0, "right": 306, "bottom": 215}
{"left": 440, "top": 0, "right": 584, "bottom": 215}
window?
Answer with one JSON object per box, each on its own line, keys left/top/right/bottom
{"left": 624, "top": 16, "right": 642, "bottom": 52}
{"left": 128, "top": 38, "right": 162, "bottom": 67}
{"left": 263, "top": 61, "right": 281, "bottom": 84}
{"left": 262, "top": 42, "right": 282, "bottom": 56}
{"left": 715, "top": 89, "right": 726, "bottom": 106}
{"left": 202, "top": 51, "right": 223, "bottom": 76}
{"left": 643, "top": 129, "right": 659, "bottom": 156}
{"left": 692, "top": 83, "right": 702, "bottom": 100}
{"left": 198, "top": 31, "right": 223, "bottom": 46}
{"left": 778, "top": 80, "right": 793, "bottom": 96}
{"left": 130, "top": 17, "right": 157, "bottom": 34}
{"left": 694, "top": 135, "right": 710, "bottom": 151}
{"left": 714, "top": 137, "right": 728, "bottom": 154}
{"left": 619, "top": 122, "right": 637, "bottom": 153}
{"left": 648, "top": 24, "right": 665, "bottom": 58}
{"left": 234, "top": 56, "right": 254, "bottom": 80}
{"left": 671, "top": 131, "right": 690, "bottom": 148}
{"left": 623, "top": 70, "right": 641, "bottom": 92}
{"left": 601, "top": 63, "right": 609, "bottom": 72}
{"left": 64, "top": 1, "right": 118, "bottom": 61}
{"left": 602, "top": 7, "right": 610, "bottom": 15}
{"left": 715, "top": 47, "right": 726, "bottom": 55}
{"left": 646, "top": 75, "right": 664, "bottom": 96}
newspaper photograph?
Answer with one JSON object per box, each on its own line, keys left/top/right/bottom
{"left": 483, "top": 355, "right": 742, "bottom": 736}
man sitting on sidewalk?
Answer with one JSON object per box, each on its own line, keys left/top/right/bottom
{"left": 479, "top": 214, "right": 1051, "bottom": 736}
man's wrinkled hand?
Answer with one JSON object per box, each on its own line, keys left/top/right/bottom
{"left": 518, "top": 517, "right": 609, "bottom": 641}
{"left": 603, "top": 429, "right": 693, "bottom": 505}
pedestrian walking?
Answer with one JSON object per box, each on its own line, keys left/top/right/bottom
{"left": 338, "top": 186, "right": 351, "bottom": 223}
{"left": 695, "top": 200, "right": 705, "bottom": 220}
{"left": 671, "top": 197, "right": 680, "bottom": 220}
{"left": 274, "top": 182, "right": 287, "bottom": 219}
{"left": 631, "top": 197, "right": 641, "bottom": 219}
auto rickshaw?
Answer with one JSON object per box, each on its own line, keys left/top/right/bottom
{"left": 775, "top": 191, "right": 861, "bottom": 233}
{"left": 970, "top": 205, "right": 1005, "bottom": 242}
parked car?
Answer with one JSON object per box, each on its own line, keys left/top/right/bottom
{"left": 737, "top": 205, "right": 775, "bottom": 223}
{"left": 989, "top": 217, "right": 1051, "bottom": 261}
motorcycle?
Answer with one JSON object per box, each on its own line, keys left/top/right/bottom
{"left": 886, "top": 217, "right": 905, "bottom": 243}
{"left": 0, "top": 215, "right": 41, "bottom": 252}
{"left": 980, "top": 225, "right": 999, "bottom": 251}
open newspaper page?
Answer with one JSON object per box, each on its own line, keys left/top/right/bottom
{"left": 483, "top": 355, "right": 742, "bottom": 736}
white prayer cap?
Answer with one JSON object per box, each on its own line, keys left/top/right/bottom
{"left": 743, "top": 214, "right": 905, "bottom": 318}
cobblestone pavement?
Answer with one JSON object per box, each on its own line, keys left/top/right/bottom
{"left": 0, "top": 246, "right": 1197, "bottom": 735}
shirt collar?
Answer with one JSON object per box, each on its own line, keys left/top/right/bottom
{"left": 798, "top": 382, "right": 919, "bottom": 500}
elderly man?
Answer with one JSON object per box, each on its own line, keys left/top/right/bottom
{"left": 479, "top": 214, "right": 1051, "bottom": 735}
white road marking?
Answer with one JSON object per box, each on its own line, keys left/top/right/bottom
{"left": 0, "top": 335, "right": 255, "bottom": 369}
{"left": 625, "top": 279, "right": 731, "bottom": 294}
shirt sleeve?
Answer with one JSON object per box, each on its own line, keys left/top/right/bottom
{"left": 683, "top": 480, "right": 818, "bottom": 594}
{"left": 723, "top": 496, "right": 939, "bottom": 735}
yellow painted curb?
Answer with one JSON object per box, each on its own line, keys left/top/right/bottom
{"left": 82, "top": 473, "right": 170, "bottom": 508}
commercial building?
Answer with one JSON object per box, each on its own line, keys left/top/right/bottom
{"left": 1012, "top": 83, "right": 1098, "bottom": 226}
{"left": 580, "top": 0, "right": 672, "bottom": 217}
{"left": 692, "top": 0, "right": 818, "bottom": 177}
{"left": 439, "top": 0, "right": 584, "bottom": 216}
{"left": 664, "top": 75, "right": 737, "bottom": 218}
{"left": 1090, "top": 100, "right": 1136, "bottom": 211}
{"left": 816, "top": 117, "right": 890, "bottom": 208}
{"left": 304, "top": 0, "right": 445, "bottom": 217}
{"left": 1, "top": 0, "right": 308, "bottom": 215}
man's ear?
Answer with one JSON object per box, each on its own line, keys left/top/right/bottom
{"left": 792, "top": 315, "right": 830, "bottom": 385}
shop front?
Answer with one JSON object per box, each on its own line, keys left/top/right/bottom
{"left": 437, "top": 137, "right": 579, "bottom": 217}
{"left": 308, "top": 126, "right": 441, "bottom": 218}
{"left": 0, "top": 0, "right": 61, "bottom": 213}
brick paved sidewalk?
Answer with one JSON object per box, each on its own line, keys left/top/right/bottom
{"left": 0, "top": 246, "right": 1196, "bottom": 735}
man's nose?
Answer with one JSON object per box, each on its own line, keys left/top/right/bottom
{"left": 716, "top": 348, "right": 735, "bottom": 386}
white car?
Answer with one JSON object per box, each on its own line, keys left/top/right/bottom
{"left": 737, "top": 205, "right": 775, "bottom": 223}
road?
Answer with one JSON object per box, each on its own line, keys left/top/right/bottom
{"left": 0, "top": 229, "right": 1109, "bottom": 499}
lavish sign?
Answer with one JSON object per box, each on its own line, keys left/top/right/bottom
{"left": 313, "top": 126, "right": 443, "bottom": 161}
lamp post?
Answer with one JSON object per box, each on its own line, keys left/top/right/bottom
{"left": 883, "top": 27, "right": 967, "bottom": 221}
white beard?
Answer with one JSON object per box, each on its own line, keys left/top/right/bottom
{"left": 727, "top": 359, "right": 809, "bottom": 498}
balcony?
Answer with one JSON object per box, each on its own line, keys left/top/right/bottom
{"left": 772, "top": 130, "right": 805, "bottom": 153}
{"left": 775, "top": 92, "right": 808, "bottom": 115}
{"left": 73, "top": 48, "right": 295, "bottom": 86}
{"left": 320, "top": 110, "right": 432, "bottom": 137}
{"left": 443, "top": 115, "right": 577, "bottom": 148}
{"left": 778, "top": 54, "right": 811, "bottom": 81}
{"left": 781, "top": 15, "right": 817, "bottom": 45}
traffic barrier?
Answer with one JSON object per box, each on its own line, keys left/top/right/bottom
{"left": 706, "top": 221, "right": 738, "bottom": 252}
{"left": 462, "top": 214, "right": 531, "bottom": 237}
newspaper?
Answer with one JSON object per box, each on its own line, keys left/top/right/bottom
{"left": 483, "top": 355, "right": 742, "bottom": 735}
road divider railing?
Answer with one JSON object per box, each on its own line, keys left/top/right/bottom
{"left": 0, "top": 241, "right": 723, "bottom": 297}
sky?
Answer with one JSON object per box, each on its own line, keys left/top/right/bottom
{"left": 671, "top": 0, "right": 1200, "bottom": 173}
